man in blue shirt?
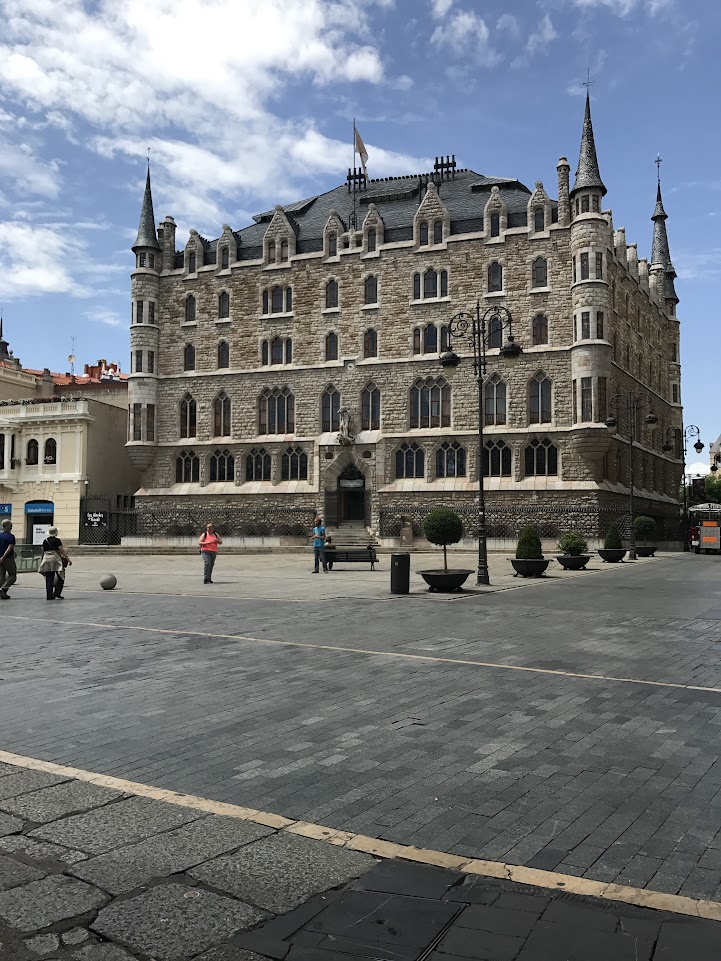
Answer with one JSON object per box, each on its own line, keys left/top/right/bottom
{"left": 312, "top": 515, "right": 327, "bottom": 573}
{"left": 0, "top": 519, "right": 17, "bottom": 600}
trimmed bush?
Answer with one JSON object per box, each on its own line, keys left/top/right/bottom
{"left": 604, "top": 525, "right": 622, "bottom": 550}
{"left": 423, "top": 508, "right": 463, "bottom": 571}
{"left": 634, "top": 516, "right": 656, "bottom": 544}
{"left": 516, "top": 524, "right": 543, "bottom": 560}
{"left": 557, "top": 532, "right": 589, "bottom": 556}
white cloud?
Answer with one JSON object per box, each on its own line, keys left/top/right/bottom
{"left": 687, "top": 461, "right": 711, "bottom": 477}
{"left": 0, "top": 130, "right": 62, "bottom": 199}
{"left": 430, "top": 0, "right": 454, "bottom": 17}
{"left": 83, "top": 307, "right": 124, "bottom": 328}
{"left": 570, "top": 0, "right": 672, "bottom": 13}
{"left": 0, "top": 221, "right": 89, "bottom": 298}
{"left": 512, "top": 14, "right": 558, "bottom": 67}
{"left": 674, "top": 249, "right": 721, "bottom": 282}
{"left": 496, "top": 13, "right": 520, "bottom": 38}
{"left": 430, "top": 9, "right": 502, "bottom": 63}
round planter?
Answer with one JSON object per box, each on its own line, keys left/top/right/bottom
{"left": 597, "top": 549, "right": 627, "bottom": 563}
{"left": 635, "top": 546, "right": 656, "bottom": 558}
{"left": 556, "top": 554, "right": 591, "bottom": 571}
{"left": 510, "top": 558, "right": 550, "bottom": 578}
{"left": 419, "top": 569, "right": 473, "bottom": 593}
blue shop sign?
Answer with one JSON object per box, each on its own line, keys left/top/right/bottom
{"left": 0, "top": 504, "right": 11, "bottom": 516}
{"left": 24, "top": 502, "right": 54, "bottom": 515}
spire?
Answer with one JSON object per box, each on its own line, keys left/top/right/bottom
{"left": 570, "top": 92, "right": 606, "bottom": 198}
{"left": 133, "top": 166, "right": 161, "bottom": 252}
{"left": 650, "top": 164, "right": 679, "bottom": 304}
{"left": 0, "top": 311, "right": 15, "bottom": 365}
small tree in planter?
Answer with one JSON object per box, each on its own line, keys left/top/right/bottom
{"left": 634, "top": 515, "right": 657, "bottom": 557}
{"left": 556, "top": 532, "right": 591, "bottom": 571}
{"left": 511, "top": 524, "right": 550, "bottom": 577}
{"left": 419, "top": 508, "right": 472, "bottom": 592}
{"left": 598, "top": 524, "right": 626, "bottom": 562}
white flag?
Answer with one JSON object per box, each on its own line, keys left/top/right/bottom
{"left": 354, "top": 127, "right": 368, "bottom": 177}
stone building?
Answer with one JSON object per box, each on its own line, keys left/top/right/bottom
{"left": 126, "top": 96, "right": 683, "bottom": 545}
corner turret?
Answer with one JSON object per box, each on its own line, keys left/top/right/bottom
{"left": 133, "top": 168, "right": 161, "bottom": 254}
{"left": 570, "top": 93, "right": 606, "bottom": 201}
{"left": 650, "top": 178, "right": 679, "bottom": 309}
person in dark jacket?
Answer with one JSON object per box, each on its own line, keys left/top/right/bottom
{"left": 38, "top": 527, "right": 71, "bottom": 600}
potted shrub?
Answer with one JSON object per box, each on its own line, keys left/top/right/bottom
{"left": 598, "top": 524, "right": 626, "bottom": 563}
{"left": 510, "top": 524, "right": 550, "bottom": 577}
{"left": 418, "top": 508, "right": 473, "bottom": 592}
{"left": 634, "top": 516, "right": 657, "bottom": 557}
{"left": 556, "top": 532, "right": 591, "bottom": 571}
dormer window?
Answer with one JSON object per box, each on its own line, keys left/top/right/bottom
{"left": 221, "top": 247, "right": 229, "bottom": 269}
{"left": 280, "top": 239, "right": 289, "bottom": 263}
{"left": 490, "top": 213, "right": 500, "bottom": 238}
{"left": 328, "top": 233, "right": 337, "bottom": 257}
{"left": 188, "top": 252, "right": 196, "bottom": 273}
{"left": 581, "top": 195, "right": 589, "bottom": 214}
{"left": 419, "top": 221, "right": 429, "bottom": 246}
{"left": 592, "top": 195, "right": 600, "bottom": 213}
{"left": 534, "top": 208, "right": 544, "bottom": 232}
{"left": 138, "top": 253, "right": 146, "bottom": 267}
{"left": 268, "top": 240, "right": 276, "bottom": 263}
{"left": 367, "top": 228, "right": 376, "bottom": 253}
{"left": 433, "top": 221, "right": 443, "bottom": 244}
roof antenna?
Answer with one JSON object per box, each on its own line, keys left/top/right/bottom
{"left": 68, "top": 336, "right": 77, "bottom": 376}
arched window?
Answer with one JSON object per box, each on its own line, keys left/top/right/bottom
{"left": 282, "top": 446, "right": 308, "bottom": 480}
{"left": 532, "top": 313, "right": 548, "bottom": 346}
{"left": 280, "top": 239, "right": 289, "bottom": 262}
{"left": 285, "top": 287, "right": 292, "bottom": 311}
{"left": 484, "top": 375, "right": 506, "bottom": 425}
{"left": 271, "top": 286, "right": 284, "bottom": 313}
{"left": 490, "top": 213, "right": 500, "bottom": 237}
{"left": 436, "top": 441, "right": 466, "bottom": 478}
{"left": 440, "top": 325, "right": 450, "bottom": 352}
{"left": 285, "top": 338, "right": 293, "bottom": 364}
{"left": 213, "top": 392, "right": 231, "bottom": 437}
{"left": 26, "top": 439, "right": 39, "bottom": 465}
{"left": 423, "top": 324, "right": 437, "bottom": 353}
{"left": 367, "top": 228, "right": 376, "bottom": 252}
{"left": 217, "top": 341, "right": 230, "bottom": 369}
{"left": 532, "top": 257, "right": 548, "bottom": 288}
{"left": 185, "top": 295, "right": 196, "bottom": 323}
{"left": 44, "top": 438, "right": 57, "bottom": 465}
{"left": 488, "top": 261, "right": 503, "bottom": 292}
{"left": 246, "top": 447, "right": 271, "bottom": 482}
{"left": 364, "top": 275, "right": 378, "bottom": 305}
{"left": 176, "top": 450, "right": 200, "bottom": 483}
{"left": 534, "top": 207, "right": 545, "bottom": 232}
{"left": 180, "top": 393, "right": 197, "bottom": 438}
{"left": 525, "top": 438, "right": 558, "bottom": 476}
{"left": 325, "top": 331, "right": 338, "bottom": 362}
{"left": 325, "top": 279, "right": 338, "bottom": 309}
{"left": 183, "top": 344, "right": 195, "bottom": 371}
{"left": 395, "top": 442, "right": 424, "bottom": 479}
{"left": 529, "top": 372, "right": 552, "bottom": 424}
{"left": 271, "top": 336, "right": 284, "bottom": 365}
{"left": 419, "top": 221, "right": 429, "bottom": 245}
{"left": 423, "top": 269, "right": 437, "bottom": 299}
{"left": 188, "top": 252, "right": 196, "bottom": 273}
{"left": 363, "top": 328, "right": 377, "bottom": 358}
{"left": 218, "top": 291, "right": 230, "bottom": 318}
{"left": 361, "top": 384, "right": 381, "bottom": 430}
{"left": 221, "top": 246, "right": 229, "bottom": 269}
{"left": 440, "top": 270, "right": 448, "bottom": 297}
{"left": 262, "top": 290, "right": 269, "bottom": 314}
{"left": 413, "top": 327, "right": 421, "bottom": 354}
{"left": 482, "top": 440, "right": 512, "bottom": 477}
{"left": 328, "top": 232, "right": 337, "bottom": 257}
{"left": 321, "top": 386, "right": 341, "bottom": 431}
{"left": 410, "top": 378, "right": 450, "bottom": 428}
{"left": 209, "top": 448, "right": 234, "bottom": 482}
{"left": 259, "top": 388, "right": 294, "bottom": 434}
{"left": 413, "top": 273, "right": 421, "bottom": 300}
{"left": 433, "top": 220, "right": 443, "bottom": 244}
{"left": 487, "top": 314, "right": 503, "bottom": 349}
{"left": 261, "top": 341, "right": 269, "bottom": 365}
{"left": 268, "top": 240, "right": 276, "bottom": 262}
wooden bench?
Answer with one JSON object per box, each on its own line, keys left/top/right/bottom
{"left": 324, "top": 547, "right": 378, "bottom": 571}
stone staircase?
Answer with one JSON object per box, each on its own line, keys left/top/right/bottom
{"left": 327, "top": 523, "right": 378, "bottom": 548}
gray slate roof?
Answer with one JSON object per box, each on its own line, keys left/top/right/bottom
{"left": 133, "top": 169, "right": 161, "bottom": 252}
{"left": 571, "top": 94, "right": 606, "bottom": 198}
{"left": 650, "top": 181, "right": 678, "bottom": 304}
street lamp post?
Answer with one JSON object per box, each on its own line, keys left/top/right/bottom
{"left": 662, "top": 425, "right": 704, "bottom": 551}
{"left": 440, "top": 303, "right": 522, "bottom": 586}
{"left": 605, "top": 393, "right": 658, "bottom": 561}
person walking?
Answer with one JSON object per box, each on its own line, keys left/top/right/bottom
{"left": 312, "top": 516, "right": 327, "bottom": 573}
{"left": 199, "top": 522, "right": 222, "bottom": 584}
{"left": 0, "top": 519, "right": 17, "bottom": 600}
{"left": 38, "top": 527, "right": 71, "bottom": 600}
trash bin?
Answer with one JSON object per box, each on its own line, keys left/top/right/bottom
{"left": 390, "top": 552, "right": 410, "bottom": 594}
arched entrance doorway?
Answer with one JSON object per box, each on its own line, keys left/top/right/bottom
{"left": 324, "top": 463, "right": 365, "bottom": 527}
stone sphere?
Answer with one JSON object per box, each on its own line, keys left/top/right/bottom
{"left": 100, "top": 574, "right": 117, "bottom": 591}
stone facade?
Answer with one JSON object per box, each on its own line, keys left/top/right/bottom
{"left": 127, "top": 99, "right": 684, "bottom": 543}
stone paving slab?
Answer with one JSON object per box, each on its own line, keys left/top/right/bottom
{"left": 0, "top": 874, "right": 107, "bottom": 933}
{"left": 0, "top": 770, "right": 68, "bottom": 802}
{"left": 0, "top": 780, "right": 124, "bottom": 823}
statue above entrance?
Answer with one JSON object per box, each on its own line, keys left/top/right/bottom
{"left": 337, "top": 406, "right": 354, "bottom": 446}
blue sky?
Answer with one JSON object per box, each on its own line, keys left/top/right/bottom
{"left": 0, "top": 0, "right": 718, "bottom": 467}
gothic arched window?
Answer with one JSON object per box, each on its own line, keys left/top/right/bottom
{"left": 281, "top": 446, "right": 308, "bottom": 480}
{"left": 436, "top": 441, "right": 466, "bottom": 478}
{"left": 532, "top": 257, "right": 548, "bottom": 288}
{"left": 423, "top": 269, "right": 437, "bottom": 298}
{"left": 267, "top": 240, "right": 276, "bottom": 262}
{"left": 361, "top": 384, "right": 380, "bottom": 430}
{"left": 419, "top": 221, "right": 429, "bottom": 246}
{"left": 433, "top": 220, "right": 443, "bottom": 244}
{"left": 325, "top": 278, "right": 338, "bottom": 309}
{"left": 490, "top": 213, "right": 500, "bottom": 237}
{"left": 246, "top": 447, "right": 271, "bottom": 482}
{"left": 217, "top": 341, "right": 230, "bottom": 369}
{"left": 280, "top": 239, "right": 289, "bottom": 262}
{"left": 367, "top": 228, "right": 376, "bottom": 252}
{"left": 327, "top": 232, "right": 337, "bottom": 257}
{"left": 176, "top": 450, "right": 200, "bottom": 483}
{"left": 423, "top": 324, "right": 437, "bottom": 353}
{"left": 529, "top": 372, "right": 552, "bottom": 424}
{"left": 524, "top": 438, "right": 558, "bottom": 476}
{"left": 187, "top": 252, "right": 196, "bottom": 273}
{"left": 363, "top": 328, "right": 377, "bottom": 358}
{"left": 488, "top": 261, "right": 503, "bottom": 292}
{"left": 410, "top": 378, "right": 450, "bottom": 429}
{"left": 209, "top": 448, "right": 234, "bottom": 482}
{"left": 259, "top": 388, "right": 294, "bottom": 434}
{"left": 183, "top": 343, "right": 195, "bottom": 371}
{"left": 213, "top": 392, "right": 231, "bottom": 437}
{"left": 271, "top": 285, "right": 284, "bottom": 313}
{"left": 180, "top": 393, "right": 197, "bottom": 438}
{"left": 487, "top": 314, "right": 503, "bottom": 349}
{"left": 218, "top": 291, "right": 230, "bottom": 318}
{"left": 271, "top": 336, "right": 284, "bottom": 365}
{"left": 321, "top": 386, "right": 341, "bottom": 432}
{"left": 185, "top": 295, "right": 196, "bottom": 323}
{"left": 534, "top": 207, "right": 545, "bottom": 232}
{"left": 364, "top": 275, "right": 378, "bottom": 305}
{"left": 396, "top": 442, "right": 424, "bottom": 479}
{"left": 532, "top": 313, "right": 549, "bottom": 346}
{"left": 221, "top": 246, "right": 229, "bottom": 269}
{"left": 325, "top": 331, "right": 338, "bottom": 362}
{"left": 413, "top": 273, "right": 421, "bottom": 300}
{"left": 261, "top": 341, "right": 269, "bottom": 365}
{"left": 484, "top": 375, "right": 506, "bottom": 425}
{"left": 440, "top": 270, "right": 448, "bottom": 297}
{"left": 262, "top": 290, "right": 269, "bottom": 314}
{"left": 482, "top": 440, "right": 512, "bottom": 477}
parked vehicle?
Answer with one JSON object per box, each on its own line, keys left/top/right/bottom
{"left": 690, "top": 504, "right": 721, "bottom": 555}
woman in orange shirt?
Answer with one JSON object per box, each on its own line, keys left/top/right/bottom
{"left": 198, "top": 522, "right": 222, "bottom": 584}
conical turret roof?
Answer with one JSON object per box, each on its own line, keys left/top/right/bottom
{"left": 570, "top": 93, "right": 606, "bottom": 198}
{"left": 650, "top": 179, "right": 678, "bottom": 304}
{"left": 133, "top": 168, "right": 161, "bottom": 252}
